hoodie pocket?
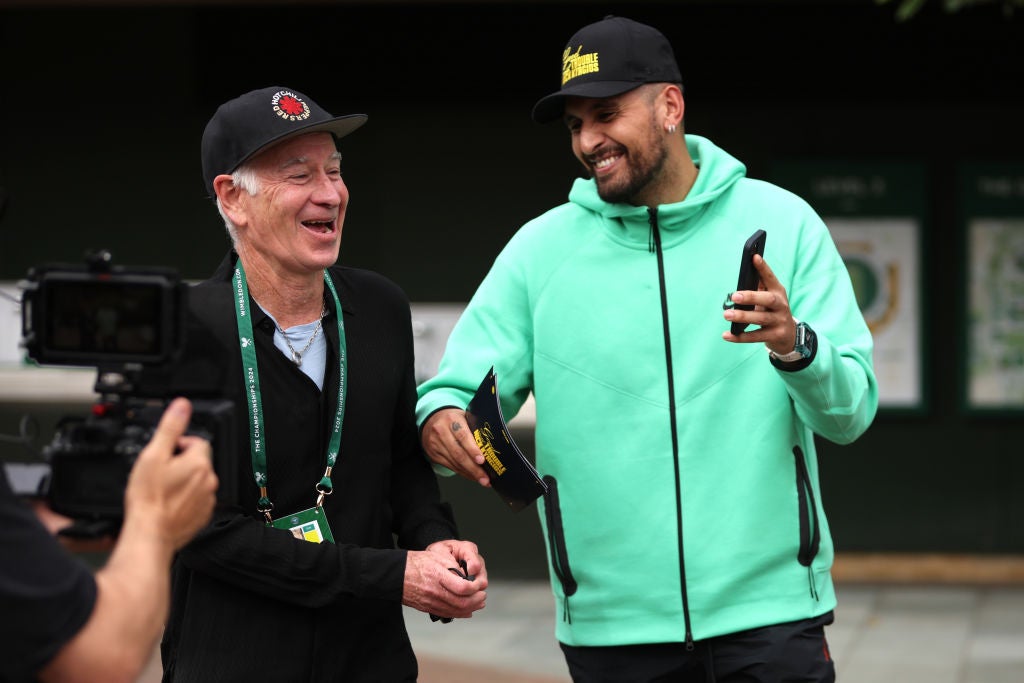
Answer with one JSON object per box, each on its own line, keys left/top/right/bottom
{"left": 793, "top": 446, "right": 821, "bottom": 568}
{"left": 542, "top": 475, "right": 578, "bottom": 622}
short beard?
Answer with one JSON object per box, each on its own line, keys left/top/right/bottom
{"left": 594, "top": 128, "right": 670, "bottom": 205}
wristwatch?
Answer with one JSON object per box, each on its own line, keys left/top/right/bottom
{"left": 768, "top": 321, "right": 814, "bottom": 363}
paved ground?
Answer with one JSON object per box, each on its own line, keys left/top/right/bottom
{"left": 402, "top": 582, "right": 1024, "bottom": 683}
{"left": 139, "top": 581, "right": 1024, "bottom": 682}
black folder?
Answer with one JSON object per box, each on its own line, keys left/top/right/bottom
{"left": 464, "top": 367, "right": 548, "bottom": 512}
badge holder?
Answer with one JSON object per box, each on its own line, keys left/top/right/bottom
{"left": 269, "top": 475, "right": 335, "bottom": 544}
{"left": 270, "top": 505, "right": 335, "bottom": 544}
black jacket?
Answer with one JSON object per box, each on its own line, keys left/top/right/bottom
{"left": 161, "top": 253, "right": 457, "bottom": 682}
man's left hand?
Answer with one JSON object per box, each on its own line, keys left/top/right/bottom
{"left": 722, "top": 254, "right": 798, "bottom": 354}
{"left": 402, "top": 539, "right": 488, "bottom": 620}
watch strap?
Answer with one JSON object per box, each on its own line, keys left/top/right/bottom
{"left": 770, "top": 348, "right": 806, "bottom": 363}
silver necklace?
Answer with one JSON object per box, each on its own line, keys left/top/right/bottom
{"left": 274, "top": 305, "right": 327, "bottom": 366}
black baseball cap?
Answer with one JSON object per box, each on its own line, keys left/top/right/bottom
{"left": 201, "top": 86, "right": 367, "bottom": 197}
{"left": 532, "top": 16, "right": 683, "bottom": 123}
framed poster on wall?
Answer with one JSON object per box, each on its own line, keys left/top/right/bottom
{"left": 827, "top": 219, "right": 921, "bottom": 410}
{"left": 961, "top": 164, "right": 1024, "bottom": 413}
{"left": 770, "top": 161, "right": 926, "bottom": 412}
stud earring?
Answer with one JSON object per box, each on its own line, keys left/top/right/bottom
{"left": 666, "top": 124, "right": 677, "bottom": 134}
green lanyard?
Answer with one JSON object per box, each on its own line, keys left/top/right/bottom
{"left": 231, "top": 259, "right": 347, "bottom": 523}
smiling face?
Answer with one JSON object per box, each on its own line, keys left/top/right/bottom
{"left": 229, "top": 131, "right": 347, "bottom": 278}
{"left": 564, "top": 86, "right": 671, "bottom": 206}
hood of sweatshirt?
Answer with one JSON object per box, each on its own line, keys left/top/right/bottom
{"left": 567, "top": 134, "right": 747, "bottom": 249}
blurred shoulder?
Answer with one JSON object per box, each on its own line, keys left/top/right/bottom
{"left": 327, "top": 265, "right": 410, "bottom": 308}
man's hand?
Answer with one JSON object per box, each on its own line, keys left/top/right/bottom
{"left": 37, "top": 398, "right": 219, "bottom": 683}
{"left": 421, "top": 408, "right": 491, "bottom": 487}
{"left": 123, "top": 397, "right": 219, "bottom": 551}
{"left": 402, "top": 540, "right": 488, "bottom": 620}
{"left": 722, "top": 254, "right": 798, "bottom": 354}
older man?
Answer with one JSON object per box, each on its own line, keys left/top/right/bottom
{"left": 161, "top": 87, "right": 487, "bottom": 682}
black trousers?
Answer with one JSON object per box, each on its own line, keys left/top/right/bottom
{"left": 560, "top": 612, "right": 836, "bottom": 683}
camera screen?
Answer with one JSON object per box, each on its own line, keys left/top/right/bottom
{"left": 38, "top": 275, "right": 169, "bottom": 363}
{"left": 22, "top": 261, "right": 184, "bottom": 368}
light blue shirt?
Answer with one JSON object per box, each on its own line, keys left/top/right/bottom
{"left": 264, "top": 312, "right": 327, "bottom": 390}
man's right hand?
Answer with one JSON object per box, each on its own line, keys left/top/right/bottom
{"left": 37, "top": 398, "right": 220, "bottom": 683}
{"left": 124, "top": 397, "right": 219, "bottom": 551}
{"left": 420, "top": 408, "right": 491, "bottom": 487}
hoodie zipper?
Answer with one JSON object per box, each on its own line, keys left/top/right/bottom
{"left": 793, "top": 445, "right": 822, "bottom": 599}
{"left": 541, "top": 475, "right": 578, "bottom": 622}
{"left": 648, "top": 207, "right": 695, "bottom": 650}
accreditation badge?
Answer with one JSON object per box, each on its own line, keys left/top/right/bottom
{"left": 270, "top": 506, "right": 335, "bottom": 544}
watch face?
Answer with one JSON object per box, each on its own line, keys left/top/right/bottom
{"left": 794, "top": 323, "right": 813, "bottom": 357}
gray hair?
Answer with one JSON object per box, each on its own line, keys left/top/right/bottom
{"left": 214, "top": 164, "right": 261, "bottom": 245}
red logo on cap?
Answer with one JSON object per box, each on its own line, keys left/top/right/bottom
{"left": 271, "top": 90, "right": 311, "bottom": 122}
{"left": 279, "top": 95, "right": 304, "bottom": 117}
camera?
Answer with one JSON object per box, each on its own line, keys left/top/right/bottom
{"left": 18, "top": 250, "right": 236, "bottom": 537}
{"left": 21, "top": 250, "right": 186, "bottom": 368}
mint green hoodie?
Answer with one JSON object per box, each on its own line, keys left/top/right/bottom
{"left": 417, "top": 135, "right": 877, "bottom": 646}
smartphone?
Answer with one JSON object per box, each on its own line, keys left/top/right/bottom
{"left": 730, "top": 229, "right": 767, "bottom": 335}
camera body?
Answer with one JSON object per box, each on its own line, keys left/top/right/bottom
{"left": 42, "top": 398, "right": 235, "bottom": 528}
{"left": 19, "top": 251, "right": 235, "bottom": 534}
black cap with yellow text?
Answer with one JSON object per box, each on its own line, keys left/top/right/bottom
{"left": 201, "top": 86, "right": 367, "bottom": 197}
{"left": 532, "top": 16, "right": 682, "bottom": 124}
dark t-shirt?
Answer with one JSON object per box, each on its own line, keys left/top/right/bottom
{"left": 0, "top": 469, "right": 97, "bottom": 683}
